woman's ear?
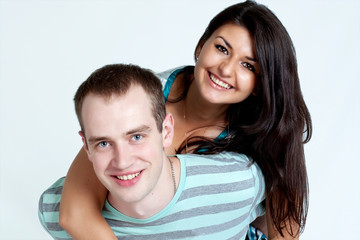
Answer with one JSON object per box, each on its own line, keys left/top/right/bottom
{"left": 253, "top": 87, "right": 261, "bottom": 96}
{"left": 162, "top": 113, "right": 174, "bottom": 148}
{"left": 195, "top": 43, "right": 204, "bottom": 62}
{"left": 252, "top": 82, "right": 260, "bottom": 96}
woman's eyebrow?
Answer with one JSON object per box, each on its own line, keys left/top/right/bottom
{"left": 246, "top": 56, "right": 257, "bottom": 62}
{"left": 216, "top": 36, "right": 233, "bottom": 50}
{"left": 216, "top": 36, "right": 257, "bottom": 62}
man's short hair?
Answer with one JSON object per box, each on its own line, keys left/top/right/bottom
{"left": 74, "top": 64, "right": 165, "bottom": 132}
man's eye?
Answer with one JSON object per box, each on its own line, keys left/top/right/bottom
{"left": 98, "top": 141, "right": 109, "bottom": 148}
{"left": 241, "top": 62, "right": 255, "bottom": 72}
{"left": 131, "top": 135, "right": 143, "bottom": 142}
{"left": 216, "top": 44, "right": 228, "bottom": 55}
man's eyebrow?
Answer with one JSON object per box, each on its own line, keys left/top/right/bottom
{"left": 86, "top": 125, "right": 152, "bottom": 144}
{"left": 87, "top": 136, "right": 110, "bottom": 145}
{"left": 125, "top": 125, "right": 152, "bottom": 135}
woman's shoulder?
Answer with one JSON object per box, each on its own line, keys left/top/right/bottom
{"left": 156, "top": 65, "right": 191, "bottom": 100}
{"left": 155, "top": 66, "right": 188, "bottom": 79}
{"left": 155, "top": 65, "right": 188, "bottom": 87}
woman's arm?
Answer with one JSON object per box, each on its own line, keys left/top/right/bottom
{"left": 59, "top": 147, "right": 117, "bottom": 240}
{"left": 251, "top": 215, "right": 268, "bottom": 236}
{"left": 265, "top": 199, "right": 299, "bottom": 240}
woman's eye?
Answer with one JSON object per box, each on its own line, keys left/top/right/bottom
{"left": 98, "top": 141, "right": 109, "bottom": 148}
{"left": 241, "top": 62, "right": 255, "bottom": 72}
{"left": 216, "top": 44, "right": 228, "bottom": 55}
{"left": 131, "top": 134, "right": 143, "bottom": 142}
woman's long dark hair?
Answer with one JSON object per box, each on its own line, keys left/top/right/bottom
{"left": 174, "top": 1, "right": 312, "bottom": 237}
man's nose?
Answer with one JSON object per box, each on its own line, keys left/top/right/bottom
{"left": 112, "top": 144, "right": 134, "bottom": 169}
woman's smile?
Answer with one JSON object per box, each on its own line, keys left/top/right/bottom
{"left": 209, "top": 72, "right": 232, "bottom": 90}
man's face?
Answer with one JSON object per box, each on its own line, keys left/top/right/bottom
{"left": 80, "top": 85, "right": 172, "bottom": 207}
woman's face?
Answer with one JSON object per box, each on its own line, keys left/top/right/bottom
{"left": 194, "top": 23, "right": 259, "bottom": 105}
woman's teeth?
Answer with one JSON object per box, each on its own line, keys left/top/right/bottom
{"left": 210, "top": 74, "right": 231, "bottom": 89}
{"left": 116, "top": 172, "right": 140, "bottom": 180}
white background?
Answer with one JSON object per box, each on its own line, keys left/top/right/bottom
{"left": 1, "top": 0, "right": 359, "bottom": 239}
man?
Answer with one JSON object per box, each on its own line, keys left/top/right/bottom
{"left": 39, "top": 64, "right": 265, "bottom": 239}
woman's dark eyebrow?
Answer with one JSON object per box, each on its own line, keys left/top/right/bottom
{"left": 217, "top": 36, "right": 258, "bottom": 62}
{"left": 246, "top": 56, "right": 257, "bottom": 62}
{"left": 217, "top": 36, "right": 233, "bottom": 50}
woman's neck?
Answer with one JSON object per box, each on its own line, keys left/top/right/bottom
{"left": 165, "top": 72, "right": 230, "bottom": 154}
{"left": 184, "top": 80, "right": 229, "bottom": 125}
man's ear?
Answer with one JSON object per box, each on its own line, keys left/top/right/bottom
{"left": 162, "top": 113, "right": 174, "bottom": 149}
{"left": 78, "top": 131, "right": 91, "bottom": 157}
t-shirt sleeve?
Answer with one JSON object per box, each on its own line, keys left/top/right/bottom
{"left": 249, "top": 160, "right": 266, "bottom": 222}
{"left": 38, "top": 177, "right": 72, "bottom": 240}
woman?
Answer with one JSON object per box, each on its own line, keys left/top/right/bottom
{"left": 59, "top": 1, "right": 312, "bottom": 239}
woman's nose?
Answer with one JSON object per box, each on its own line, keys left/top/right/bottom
{"left": 219, "top": 58, "right": 236, "bottom": 77}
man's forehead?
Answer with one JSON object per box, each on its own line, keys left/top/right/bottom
{"left": 82, "top": 87, "right": 156, "bottom": 136}
{"left": 84, "top": 85, "right": 150, "bottom": 104}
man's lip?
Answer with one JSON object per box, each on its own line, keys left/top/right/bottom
{"left": 111, "top": 170, "right": 143, "bottom": 180}
{"left": 111, "top": 170, "right": 143, "bottom": 187}
{"left": 114, "top": 171, "right": 141, "bottom": 181}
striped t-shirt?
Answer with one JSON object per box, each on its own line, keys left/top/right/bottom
{"left": 39, "top": 152, "right": 265, "bottom": 240}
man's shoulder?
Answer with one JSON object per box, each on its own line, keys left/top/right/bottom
{"left": 179, "top": 151, "right": 251, "bottom": 166}
{"left": 178, "top": 152, "right": 264, "bottom": 187}
{"left": 38, "top": 177, "right": 72, "bottom": 239}
{"left": 39, "top": 177, "right": 65, "bottom": 211}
